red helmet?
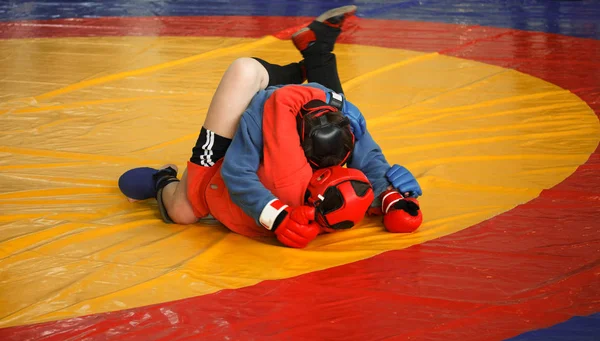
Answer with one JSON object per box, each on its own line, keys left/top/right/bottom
{"left": 305, "top": 166, "right": 375, "bottom": 231}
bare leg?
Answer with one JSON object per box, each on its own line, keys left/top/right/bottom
{"left": 159, "top": 169, "right": 198, "bottom": 224}
{"left": 202, "top": 57, "right": 269, "bottom": 138}
{"left": 159, "top": 58, "right": 270, "bottom": 223}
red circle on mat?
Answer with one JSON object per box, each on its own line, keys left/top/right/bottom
{"left": 0, "top": 16, "right": 598, "bottom": 341}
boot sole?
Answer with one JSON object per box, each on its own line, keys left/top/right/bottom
{"left": 315, "top": 5, "right": 357, "bottom": 23}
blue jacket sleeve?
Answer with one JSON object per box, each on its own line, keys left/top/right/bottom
{"left": 347, "top": 128, "right": 393, "bottom": 199}
{"left": 220, "top": 112, "right": 275, "bottom": 225}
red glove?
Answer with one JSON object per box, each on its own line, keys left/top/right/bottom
{"left": 380, "top": 189, "right": 423, "bottom": 233}
{"left": 260, "top": 199, "right": 320, "bottom": 248}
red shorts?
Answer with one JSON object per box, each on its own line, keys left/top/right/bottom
{"left": 186, "top": 160, "right": 313, "bottom": 238}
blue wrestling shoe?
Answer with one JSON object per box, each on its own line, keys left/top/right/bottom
{"left": 119, "top": 165, "right": 180, "bottom": 223}
{"left": 118, "top": 165, "right": 178, "bottom": 200}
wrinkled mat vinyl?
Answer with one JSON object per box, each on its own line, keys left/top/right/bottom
{"left": 0, "top": 1, "right": 599, "bottom": 340}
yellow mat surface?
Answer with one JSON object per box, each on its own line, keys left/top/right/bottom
{"left": 0, "top": 36, "right": 598, "bottom": 326}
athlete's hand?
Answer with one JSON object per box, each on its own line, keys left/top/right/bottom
{"left": 380, "top": 189, "right": 423, "bottom": 233}
{"left": 386, "top": 165, "right": 422, "bottom": 198}
{"left": 260, "top": 200, "right": 320, "bottom": 248}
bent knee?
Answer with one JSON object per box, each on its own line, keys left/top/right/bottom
{"left": 229, "top": 57, "right": 268, "bottom": 90}
{"left": 230, "top": 57, "right": 260, "bottom": 73}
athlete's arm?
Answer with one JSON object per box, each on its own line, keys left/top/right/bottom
{"left": 221, "top": 111, "right": 276, "bottom": 223}
{"left": 343, "top": 99, "right": 421, "bottom": 199}
{"left": 346, "top": 128, "right": 393, "bottom": 198}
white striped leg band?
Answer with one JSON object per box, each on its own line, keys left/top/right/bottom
{"left": 190, "top": 127, "right": 232, "bottom": 167}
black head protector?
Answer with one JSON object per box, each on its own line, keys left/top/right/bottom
{"left": 296, "top": 99, "right": 355, "bottom": 169}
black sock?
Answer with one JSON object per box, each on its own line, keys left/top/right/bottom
{"left": 152, "top": 166, "right": 179, "bottom": 194}
{"left": 303, "top": 52, "right": 344, "bottom": 94}
{"left": 190, "top": 127, "right": 232, "bottom": 167}
{"left": 307, "top": 21, "right": 341, "bottom": 53}
{"left": 253, "top": 57, "right": 305, "bottom": 87}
